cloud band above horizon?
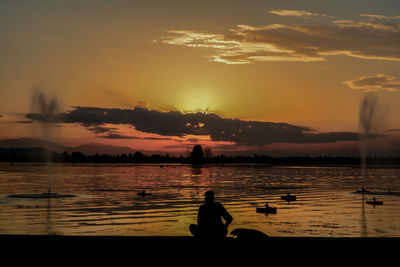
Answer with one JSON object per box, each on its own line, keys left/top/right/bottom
{"left": 26, "top": 106, "right": 367, "bottom": 146}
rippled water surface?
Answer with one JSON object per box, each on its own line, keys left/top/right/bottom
{"left": 1, "top": 163, "right": 400, "bottom": 237}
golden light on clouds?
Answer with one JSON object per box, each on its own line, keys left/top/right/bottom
{"left": 268, "top": 9, "right": 320, "bottom": 17}
{"left": 344, "top": 74, "right": 400, "bottom": 92}
{"left": 160, "top": 16, "right": 400, "bottom": 64}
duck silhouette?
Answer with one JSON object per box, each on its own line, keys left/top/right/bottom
{"left": 366, "top": 197, "right": 383, "bottom": 206}
{"left": 281, "top": 192, "right": 296, "bottom": 201}
{"left": 137, "top": 190, "right": 152, "bottom": 197}
{"left": 256, "top": 202, "right": 277, "bottom": 214}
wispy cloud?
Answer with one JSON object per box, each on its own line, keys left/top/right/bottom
{"left": 159, "top": 15, "right": 400, "bottom": 64}
{"left": 88, "top": 125, "right": 119, "bottom": 134}
{"left": 99, "top": 133, "right": 181, "bottom": 141}
{"left": 360, "top": 14, "right": 389, "bottom": 20}
{"left": 14, "top": 120, "right": 34, "bottom": 124}
{"left": 162, "top": 30, "right": 239, "bottom": 49}
{"left": 269, "top": 9, "right": 319, "bottom": 17}
{"left": 333, "top": 19, "right": 400, "bottom": 31}
{"left": 344, "top": 74, "right": 400, "bottom": 92}
{"left": 360, "top": 14, "right": 400, "bottom": 20}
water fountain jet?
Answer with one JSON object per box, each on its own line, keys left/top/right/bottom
{"left": 352, "top": 93, "right": 397, "bottom": 200}
{"left": 8, "top": 91, "right": 75, "bottom": 199}
{"left": 356, "top": 93, "right": 378, "bottom": 194}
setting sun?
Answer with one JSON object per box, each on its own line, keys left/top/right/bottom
{"left": 176, "top": 89, "right": 217, "bottom": 113}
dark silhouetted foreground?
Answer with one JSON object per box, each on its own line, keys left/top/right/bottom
{"left": 1, "top": 234, "right": 399, "bottom": 264}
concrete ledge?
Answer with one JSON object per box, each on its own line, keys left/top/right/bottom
{"left": 1, "top": 234, "right": 398, "bottom": 263}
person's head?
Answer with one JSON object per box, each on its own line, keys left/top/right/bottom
{"left": 204, "top": 191, "right": 215, "bottom": 204}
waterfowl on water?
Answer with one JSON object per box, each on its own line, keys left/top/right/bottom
{"left": 366, "top": 197, "right": 383, "bottom": 206}
{"left": 137, "top": 190, "right": 152, "bottom": 197}
{"left": 281, "top": 192, "right": 296, "bottom": 201}
{"left": 256, "top": 203, "right": 277, "bottom": 214}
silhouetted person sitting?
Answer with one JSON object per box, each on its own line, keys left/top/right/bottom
{"left": 190, "top": 191, "right": 233, "bottom": 239}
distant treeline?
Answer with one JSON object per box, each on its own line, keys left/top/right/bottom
{"left": 1, "top": 147, "right": 400, "bottom": 166}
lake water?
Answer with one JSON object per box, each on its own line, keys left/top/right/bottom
{"left": 0, "top": 163, "right": 400, "bottom": 237}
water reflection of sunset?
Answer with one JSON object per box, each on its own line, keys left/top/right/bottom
{"left": 1, "top": 164, "right": 400, "bottom": 237}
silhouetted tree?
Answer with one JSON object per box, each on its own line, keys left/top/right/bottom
{"left": 133, "top": 151, "right": 144, "bottom": 162}
{"left": 191, "top": 145, "right": 204, "bottom": 164}
{"left": 204, "top": 147, "right": 213, "bottom": 159}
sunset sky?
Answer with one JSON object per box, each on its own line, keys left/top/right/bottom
{"left": 1, "top": 0, "right": 400, "bottom": 156}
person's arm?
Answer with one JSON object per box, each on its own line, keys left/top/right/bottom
{"left": 197, "top": 206, "right": 203, "bottom": 226}
{"left": 220, "top": 204, "right": 233, "bottom": 228}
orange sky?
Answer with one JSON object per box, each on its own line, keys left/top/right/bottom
{"left": 1, "top": 0, "right": 400, "bottom": 156}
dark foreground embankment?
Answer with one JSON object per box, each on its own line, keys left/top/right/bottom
{"left": 1, "top": 235, "right": 399, "bottom": 264}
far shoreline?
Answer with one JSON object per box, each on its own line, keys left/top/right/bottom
{"left": 1, "top": 161, "right": 400, "bottom": 169}
{"left": 1, "top": 146, "right": 399, "bottom": 167}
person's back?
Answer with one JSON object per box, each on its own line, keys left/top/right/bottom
{"left": 190, "top": 191, "right": 233, "bottom": 239}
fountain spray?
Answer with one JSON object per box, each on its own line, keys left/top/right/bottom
{"left": 31, "top": 91, "right": 59, "bottom": 195}
{"left": 359, "top": 93, "right": 378, "bottom": 192}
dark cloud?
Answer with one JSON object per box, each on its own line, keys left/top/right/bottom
{"left": 100, "top": 132, "right": 182, "bottom": 141}
{"left": 88, "top": 125, "right": 119, "bottom": 134}
{"left": 25, "top": 112, "right": 66, "bottom": 123}
{"left": 15, "top": 120, "right": 34, "bottom": 124}
{"left": 27, "top": 106, "right": 368, "bottom": 146}
{"left": 100, "top": 133, "right": 141, "bottom": 139}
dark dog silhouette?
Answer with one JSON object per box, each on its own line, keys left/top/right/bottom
{"left": 230, "top": 228, "right": 269, "bottom": 240}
